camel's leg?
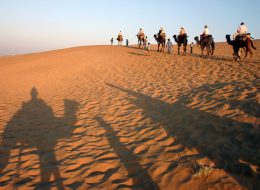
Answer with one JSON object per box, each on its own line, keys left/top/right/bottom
{"left": 249, "top": 50, "right": 253, "bottom": 63}
{"left": 211, "top": 45, "right": 214, "bottom": 56}
{"left": 183, "top": 45, "right": 186, "bottom": 55}
{"left": 0, "top": 137, "right": 16, "bottom": 173}
{"left": 157, "top": 44, "right": 160, "bottom": 52}
{"left": 243, "top": 50, "right": 248, "bottom": 60}
{"left": 207, "top": 46, "right": 211, "bottom": 56}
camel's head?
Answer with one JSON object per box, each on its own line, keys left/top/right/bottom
{"left": 154, "top": 34, "right": 157, "bottom": 38}
{"left": 225, "top": 34, "right": 231, "bottom": 39}
{"left": 31, "top": 87, "right": 39, "bottom": 100}
{"left": 225, "top": 34, "right": 233, "bottom": 45}
{"left": 173, "top": 35, "right": 177, "bottom": 38}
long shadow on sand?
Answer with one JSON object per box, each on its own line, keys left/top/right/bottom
{"left": 95, "top": 116, "right": 159, "bottom": 190}
{"left": 190, "top": 53, "right": 233, "bottom": 62}
{"left": 0, "top": 87, "right": 79, "bottom": 190}
{"left": 106, "top": 82, "right": 260, "bottom": 189}
{"left": 128, "top": 52, "right": 147, "bottom": 56}
{"left": 190, "top": 52, "right": 260, "bottom": 63}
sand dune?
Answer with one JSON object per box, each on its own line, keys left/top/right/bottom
{"left": 0, "top": 41, "right": 260, "bottom": 190}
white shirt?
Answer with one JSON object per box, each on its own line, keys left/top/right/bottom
{"left": 138, "top": 30, "right": 144, "bottom": 36}
{"left": 180, "top": 28, "right": 186, "bottom": 35}
{"left": 167, "top": 41, "right": 172, "bottom": 46}
{"left": 237, "top": 25, "right": 247, "bottom": 34}
{"left": 204, "top": 28, "right": 209, "bottom": 35}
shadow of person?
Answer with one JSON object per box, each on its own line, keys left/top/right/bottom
{"left": 106, "top": 83, "right": 260, "bottom": 189}
{"left": 0, "top": 87, "right": 79, "bottom": 190}
{"left": 95, "top": 116, "right": 159, "bottom": 190}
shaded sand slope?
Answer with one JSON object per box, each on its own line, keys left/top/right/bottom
{"left": 0, "top": 41, "right": 260, "bottom": 190}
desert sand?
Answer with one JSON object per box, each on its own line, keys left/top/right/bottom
{"left": 0, "top": 41, "right": 259, "bottom": 190}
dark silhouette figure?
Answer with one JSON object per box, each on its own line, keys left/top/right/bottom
{"left": 0, "top": 87, "right": 79, "bottom": 189}
{"left": 106, "top": 83, "right": 260, "bottom": 189}
{"left": 95, "top": 116, "right": 159, "bottom": 190}
{"left": 173, "top": 34, "right": 188, "bottom": 55}
{"left": 194, "top": 35, "right": 215, "bottom": 57}
{"left": 154, "top": 34, "right": 166, "bottom": 52}
{"left": 226, "top": 34, "right": 256, "bottom": 62}
{"left": 110, "top": 37, "right": 113, "bottom": 45}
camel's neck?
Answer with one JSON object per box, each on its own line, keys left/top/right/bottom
{"left": 173, "top": 36, "right": 178, "bottom": 43}
{"left": 64, "top": 100, "right": 78, "bottom": 126}
{"left": 195, "top": 38, "right": 200, "bottom": 45}
{"left": 226, "top": 35, "right": 233, "bottom": 45}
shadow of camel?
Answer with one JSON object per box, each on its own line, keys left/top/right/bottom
{"left": 0, "top": 87, "right": 79, "bottom": 190}
{"left": 95, "top": 116, "right": 159, "bottom": 190}
{"left": 128, "top": 52, "right": 147, "bottom": 56}
{"left": 106, "top": 82, "right": 260, "bottom": 189}
{"left": 190, "top": 53, "right": 233, "bottom": 61}
{"left": 190, "top": 52, "right": 260, "bottom": 63}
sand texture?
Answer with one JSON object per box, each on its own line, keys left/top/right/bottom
{"left": 0, "top": 41, "right": 260, "bottom": 190}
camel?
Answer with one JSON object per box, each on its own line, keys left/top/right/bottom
{"left": 226, "top": 34, "right": 256, "bottom": 62}
{"left": 137, "top": 35, "right": 145, "bottom": 48}
{"left": 117, "top": 35, "right": 123, "bottom": 46}
{"left": 194, "top": 35, "right": 215, "bottom": 57}
{"left": 154, "top": 33, "right": 166, "bottom": 52}
{"left": 173, "top": 34, "right": 188, "bottom": 55}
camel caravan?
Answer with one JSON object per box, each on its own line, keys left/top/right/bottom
{"left": 114, "top": 22, "right": 257, "bottom": 62}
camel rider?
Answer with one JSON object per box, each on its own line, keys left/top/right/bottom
{"left": 233, "top": 22, "right": 248, "bottom": 40}
{"left": 158, "top": 27, "right": 165, "bottom": 37}
{"left": 179, "top": 27, "right": 187, "bottom": 37}
{"left": 200, "top": 25, "right": 210, "bottom": 40}
{"left": 117, "top": 31, "right": 123, "bottom": 41}
{"left": 118, "top": 31, "right": 123, "bottom": 38}
{"left": 137, "top": 28, "right": 144, "bottom": 37}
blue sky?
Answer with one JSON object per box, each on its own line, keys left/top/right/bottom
{"left": 0, "top": 0, "right": 259, "bottom": 55}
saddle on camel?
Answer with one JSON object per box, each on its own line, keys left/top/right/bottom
{"left": 235, "top": 33, "right": 250, "bottom": 42}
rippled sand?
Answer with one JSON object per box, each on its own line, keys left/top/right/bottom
{"left": 0, "top": 41, "right": 259, "bottom": 190}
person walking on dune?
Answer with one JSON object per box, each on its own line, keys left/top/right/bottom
{"left": 190, "top": 42, "right": 194, "bottom": 54}
{"left": 166, "top": 38, "right": 173, "bottom": 54}
{"left": 110, "top": 37, "right": 113, "bottom": 45}
{"left": 145, "top": 42, "right": 151, "bottom": 56}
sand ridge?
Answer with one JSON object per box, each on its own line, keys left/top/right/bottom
{"left": 0, "top": 42, "right": 260, "bottom": 189}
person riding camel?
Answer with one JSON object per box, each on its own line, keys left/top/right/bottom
{"left": 158, "top": 27, "right": 165, "bottom": 37}
{"left": 233, "top": 22, "right": 248, "bottom": 40}
{"left": 179, "top": 27, "right": 187, "bottom": 37}
{"left": 118, "top": 31, "right": 123, "bottom": 38}
{"left": 137, "top": 28, "right": 144, "bottom": 37}
{"left": 200, "top": 25, "right": 210, "bottom": 40}
{"left": 117, "top": 31, "right": 123, "bottom": 42}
